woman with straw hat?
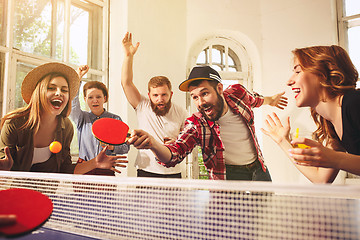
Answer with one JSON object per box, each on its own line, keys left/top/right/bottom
{"left": 0, "top": 62, "right": 127, "bottom": 174}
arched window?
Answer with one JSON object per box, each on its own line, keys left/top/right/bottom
{"left": 189, "top": 36, "right": 253, "bottom": 91}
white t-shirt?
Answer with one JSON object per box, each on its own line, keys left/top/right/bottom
{"left": 135, "top": 96, "right": 188, "bottom": 174}
{"left": 217, "top": 109, "right": 257, "bottom": 165}
{"left": 32, "top": 146, "right": 52, "bottom": 165}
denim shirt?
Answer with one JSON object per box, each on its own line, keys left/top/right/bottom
{"left": 70, "top": 93, "right": 130, "bottom": 161}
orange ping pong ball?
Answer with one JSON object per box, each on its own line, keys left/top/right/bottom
{"left": 49, "top": 141, "right": 62, "bottom": 153}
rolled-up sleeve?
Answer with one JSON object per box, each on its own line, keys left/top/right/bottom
{"left": 159, "top": 119, "right": 199, "bottom": 168}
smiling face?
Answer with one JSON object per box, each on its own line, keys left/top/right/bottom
{"left": 46, "top": 76, "right": 69, "bottom": 116}
{"left": 84, "top": 88, "right": 106, "bottom": 116}
{"left": 189, "top": 80, "right": 225, "bottom": 122}
{"left": 287, "top": 58, "right": 323, "bottom": 108}
{"left": 148, "top": 85, "right": 173, "bottom": 116}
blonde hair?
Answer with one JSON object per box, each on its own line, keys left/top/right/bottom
{"left": 293, "top": 45, "right": 358, "bottom": 144}
{"left": 1, "top": 73, "right": 71, "bottom": 133}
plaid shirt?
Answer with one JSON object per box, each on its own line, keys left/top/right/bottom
{"left": 163, "top": 84, "right": 266, "bottom": 180}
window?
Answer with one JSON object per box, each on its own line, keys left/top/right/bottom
{"left": 0, "top": 0, "right": 109, "bottom": 159}
{"left": 337, "top": 0, "right": 360, "bottom": 179}
{"left": 337, "top": 0, "right": 360, "bottom": 87}
{"left": 193, "top": 40, "right": 252, "bottom": 90}
{"left": 0, "top": 0, "right": 6, "bottom": 46}
{"left": 188, "top": 35, "right": 253, "bottom": 179}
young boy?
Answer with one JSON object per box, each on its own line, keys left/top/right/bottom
{"left": 70, "top": 65, "right": 129, "bottom": 175}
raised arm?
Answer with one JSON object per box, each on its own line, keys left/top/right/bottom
{"left": 121, "top": 32, "right": 141, "bottom": 109}
{"left": 77, "top": 65, "right": 89, "bottom": 80}
{"left": 263, "top": 91, "right": 288, "bottom": 110}
{"left": 69, "top": 65, "right": 89, "bottom": 125}
{"left": 261, "top": 112, "right": 338, "bottom": 183}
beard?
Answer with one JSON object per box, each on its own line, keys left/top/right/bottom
{"left": 199, "top": 91, "right": 224, "bottom": 122}
{"left": 151, "top": 99, "right": 172, "bottom": 116}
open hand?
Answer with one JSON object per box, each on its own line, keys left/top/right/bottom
{"left": 122, "top": 32, "right": 140, "bottom": 57}
{"left": 77, "top": 65, "right": 89, "bottom": 80}
{"left": 95, "top": 146, "right": 128, "bottom": 173}
{"left": 0, "top": 147, "right": 13, "bottom": 170}
{"left": 265, "top": 91, "right": 288, "bottom": 110}
{"left": 261, "top": 112, "right": 291, "bottom": 144}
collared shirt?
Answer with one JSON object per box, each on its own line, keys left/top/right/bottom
{"left": 164, "top": 84, "right": 266, "bottom": 180}
{"left": 70, "top": 93, "right": 129, "bottom": 161}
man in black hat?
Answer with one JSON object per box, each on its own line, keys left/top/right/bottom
{"left": 128, "top": 65, "right": 287, "bottom": 180}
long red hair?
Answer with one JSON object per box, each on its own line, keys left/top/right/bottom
{"left": 293, "top": 45, "right": 358, "bottom": 145}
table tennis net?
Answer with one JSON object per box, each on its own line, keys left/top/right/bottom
{"left": 0, "top": 171, "right": 359, "bottom": 240}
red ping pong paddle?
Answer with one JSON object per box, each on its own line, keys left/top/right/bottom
{"left": 92, "top": 118, "right": 131, "bottom": 145}
{"left": 0, "top": 188, "right": 53, "bottom": 236}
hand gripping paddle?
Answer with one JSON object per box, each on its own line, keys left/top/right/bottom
{"left": 92, "top": 118, "right": 130, "bottom": 145}
{"left": 0, "top": 188, "right": 53, "bottom": 237}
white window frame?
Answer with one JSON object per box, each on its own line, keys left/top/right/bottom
{"left": 0, "top": 0, "right": 109, "bottom": 161}
{"left": 1, "top": 0, "right": 109, "bottom": 115}
{"left": 337, "top": 0, "right": 360, "bottom": 180}
{"left": 337, "top": 0, "right": 360, "bottom": 88}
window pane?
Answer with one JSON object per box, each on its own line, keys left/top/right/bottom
{"left": 222, "top": 79, "right": 239, "bottom": 89}
{"left": 70, "top": 3, "right": 103, "bottom": 70}
{"left": 228, "top": 55, "right": 234, "bottom": 66}
{"left": 15, "top": 62, "right": 36, "bottom": 109}
{"left": 55, "top": 1, "right": 65, "bottom": 60}
{"left": 228, "top": 48, "right": 241, "bottom": 71}
{"left": 212, "top": 48, "right": 222, "bottom": 64}
{"left": 13, "top": 0, "right": 62, "bottom": 59}
{"left": 211, "top": 65, "right": 222, "bottom": 72}
{"left": 344, "top": 0, "right": 360, "bottom": 17}
{"left": 228, "top": 67, "right": 237, "bottom": 72}
{"left": 0, "top": 52, "right": 4, "bottom": 115}
{"left": 348, "top": 26, "right": 360, "bottom": 75}
{"left": 196, "top": 51, "right": 206, "bottom": 64}
{"left": 70, "top": 5, "right": 89, "bottom": 65}
{"left": 0, "top": 0, "right": 6, "bottom": 46}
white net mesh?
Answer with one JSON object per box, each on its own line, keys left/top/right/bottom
{"left": 1, "top": 171, "right": 359, "bottom": 240}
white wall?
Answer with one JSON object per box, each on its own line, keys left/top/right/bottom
{"left": 258, "top": 0, "right": 346, "bottom": 183}
{"left": 109, "top": 0, "right": 187, "bottom": 177}
{"left": 109, "top": 0, "right": 345, "bottom": 182}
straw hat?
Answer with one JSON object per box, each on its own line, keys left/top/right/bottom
{"left": 179, "top": 65, "right": 222, "bottom": 92}
{"left": 21, "top": 62, "right": 80, "bottom": 104}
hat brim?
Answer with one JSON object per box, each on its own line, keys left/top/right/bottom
{"left": 178, "top": 77, "right": 214, "bottom": 92}
{"left": 21, "top": 62, "right": 80, "bottom": 104}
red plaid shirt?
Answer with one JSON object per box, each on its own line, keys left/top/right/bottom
{"left": 163, "top": 84, "right": 266, "bottom": 180}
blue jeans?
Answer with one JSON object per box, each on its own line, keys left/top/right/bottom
{"left": 225, "top": 160, "right": 272, "bottom": 181}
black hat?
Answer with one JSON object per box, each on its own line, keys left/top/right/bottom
{"left": 179, "top": 66, "right": 221, "bottom": 92}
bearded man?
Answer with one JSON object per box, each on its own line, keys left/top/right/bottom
{"left": 128, "top": 65, "right": 288, "bottom": 181}
{"left": 121, "top": 32, "right": 188, "bottom": 178}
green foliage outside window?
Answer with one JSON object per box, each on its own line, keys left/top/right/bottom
{"left": 197, "top": 147, "right": 209, "bottom": 179}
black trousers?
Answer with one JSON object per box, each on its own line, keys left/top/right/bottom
{"left": 137, "top": 169, "right": 182, "bottom": 178}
